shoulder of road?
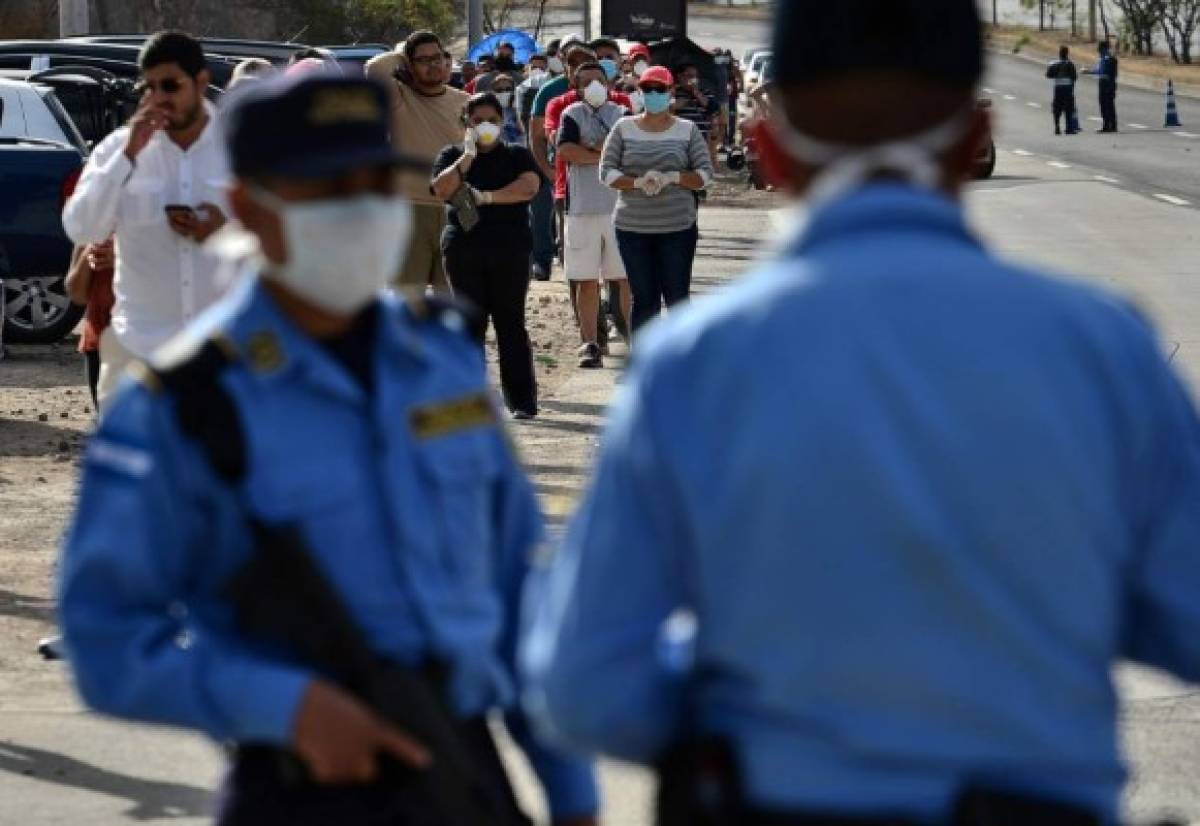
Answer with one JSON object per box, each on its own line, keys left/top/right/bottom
{"left": 989, "top": 25, "right": 1200, "bottom": 99}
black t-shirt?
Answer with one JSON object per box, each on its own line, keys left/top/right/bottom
{"left": 432, "top": 142, "right": 540, "bottom": 246}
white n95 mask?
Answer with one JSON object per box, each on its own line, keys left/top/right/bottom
{"left": 771, "top": 103, "right": 975, "bottom": 208}
{"left": 250, "top": 188, "right": 412, "bottom": 315}
{"left": 583, "top": 80, "right": 608, "bottom": 108}
{"left": 475, "top": 121, "right": 502, "bottom": 145}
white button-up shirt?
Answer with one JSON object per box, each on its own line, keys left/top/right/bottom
{"left": 63, "top": 104, "right": 233, "bottom": 359}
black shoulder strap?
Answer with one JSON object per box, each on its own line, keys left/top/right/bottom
{"left": 152, "top": 339, "right": 247, "bottom": 484}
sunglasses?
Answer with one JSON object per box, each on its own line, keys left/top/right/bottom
{"left": 135, "top": 78, "right": 184, "bottom": 95}
{"left": 639, "top": 84, "right": 669, "bottom": 94}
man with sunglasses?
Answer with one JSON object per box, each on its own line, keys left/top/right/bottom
{"left": 366, "top": 31, "right": 468, "bottom": 294}
{"left": 64, "top": 30, "right": 232, "bottom": 412}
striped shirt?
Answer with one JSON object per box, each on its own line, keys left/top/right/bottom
{"left": 600, "top": 116, "right": 714, "bottom": 234}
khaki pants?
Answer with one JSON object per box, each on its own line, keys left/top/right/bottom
{"left": 398, "top": 203, "right": 451, "bottom": 293}
{"left": 96, "top": 327, "right": 138, "bottom": 416}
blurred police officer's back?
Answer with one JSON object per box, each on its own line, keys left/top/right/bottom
{"left": 59, "top": 73, "right": 598, "bottom": 826}
{"left": 522, "top": 1, "right": 1200, "bottom": 824}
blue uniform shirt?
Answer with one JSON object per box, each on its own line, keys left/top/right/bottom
{"left": 61, "top": 275, "right": 597, "bottom": 818}
{"left": 522, "top": 184, "right": 1200, "bottom": 822}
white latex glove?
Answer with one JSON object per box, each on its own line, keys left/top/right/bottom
{"left": 469, "top": 186, "right": 494, "bottom": 206}
{"left": 636, "top": 170, "right": 665, "bottom": 196}
{"left": 661, "top": 170, "right": 682, "bottom": 186}
{"left": 463, "top": 127, "right": 479, "bottom": 158}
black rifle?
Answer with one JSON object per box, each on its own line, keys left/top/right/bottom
{"left": 224, "top": 521, "right": 526, "bottom": 826}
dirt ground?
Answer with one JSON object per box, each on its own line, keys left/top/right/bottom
{"left": 0, "top": 174, "right": 772, "bottom": 658}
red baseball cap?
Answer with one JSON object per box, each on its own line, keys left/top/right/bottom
{"left": 629, "top": 43, "right": 651, "bottom": 61}
{"left": 637, "top": 66, "right": 673, "bottom": 88}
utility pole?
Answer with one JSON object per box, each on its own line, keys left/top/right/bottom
{"left": 993, "top": 0, "right": 998, "bottom": 25}
{"left": 1089, "top": 0, "right": 1097, "bottom": 40}
{"left": 60, "top": 0, "right": 89, "bottom": 36}
{"left": 468, "top": 0, "right": 484, "bottom": 48}
{"left": 1072, "top": 0, "right": 1078, "bottom": 36}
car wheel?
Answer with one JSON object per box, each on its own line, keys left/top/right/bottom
{"left": 3, "top": 276, "right": 84, "bottom": 344}
{"left": 975, "top": 140, "right": 996, "bottom": 180}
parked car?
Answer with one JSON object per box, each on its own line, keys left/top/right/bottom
{"left": 0, "top": 78, "right": 87, "bottom": 344}
{"left": 66, "top": 35, "right": 387, "bottom": 76}
{"left": 0, "top": 40, "right": 239, "bottom": 88}
{"left": 744, "top": 50, "right": 772, "bottom": 92}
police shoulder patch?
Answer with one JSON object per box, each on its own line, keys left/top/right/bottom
{"left": 409, "top": 392, "right": 496, "bottom": 440}
{"left": 244, "top": 330, "right": 284, "bottom": 373}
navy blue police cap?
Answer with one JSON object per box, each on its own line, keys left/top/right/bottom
{"left": 223, "top": 72, "right": 428, "bottom": 179}
{"left": 772, "top": 0, "right": 983, "bottom": 89}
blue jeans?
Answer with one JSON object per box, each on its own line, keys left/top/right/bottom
{"left": 615, "top": 223, "right": 699, "bottom": 332}
{"left": 529, "top": 178, "right": 555, "bottom": 272}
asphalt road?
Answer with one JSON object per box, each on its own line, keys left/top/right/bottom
{"left": 985, "top": 50, "right": 1200, "bottom": 207}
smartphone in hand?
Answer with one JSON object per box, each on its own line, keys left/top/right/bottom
{"left": 164, "top": 204, "right": 197, "bottom": 220}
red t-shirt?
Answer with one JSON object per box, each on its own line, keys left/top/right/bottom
{"left": 545, "top": 90, "right": 632, "bottom": 201}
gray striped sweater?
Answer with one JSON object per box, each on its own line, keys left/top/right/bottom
{"left": 599, "top": 116, "right": 714, "bottom": 234}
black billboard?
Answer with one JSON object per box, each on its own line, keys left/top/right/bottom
{"left": 599, "top": 0, "right": 687, "bottom": 41}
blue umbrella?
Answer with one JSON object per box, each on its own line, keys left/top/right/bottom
{"left": 468, "top": 29, "right": 540, "bottom": 65}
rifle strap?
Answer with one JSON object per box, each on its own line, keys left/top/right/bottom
{"left": 145, "top": 337, "right": 247, "bottom": 484}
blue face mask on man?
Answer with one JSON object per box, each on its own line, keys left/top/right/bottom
{"left": 599, "top": 58, "right": 619, "bottom": 80}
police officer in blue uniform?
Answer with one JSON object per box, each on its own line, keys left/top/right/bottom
{"left": 1085, "top": 40, "right": 1120, "bottom": 132}
{"left": 522, "top": 1, "right": 1200, "bottom": 824}
{"left": 59, "top": 73, "right": 598, "bottom": 826}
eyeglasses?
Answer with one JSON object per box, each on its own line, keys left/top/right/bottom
{"left": 135, "top": 78, "right": 183, "bottom": 95}
{"left": 411, "top": 55, "right": 444, "bottom": 67}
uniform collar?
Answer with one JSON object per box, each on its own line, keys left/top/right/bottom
{"left": 790, "top": 183, "right": 980, "bottom": 257}
{"left": 224, "top": 275, "right": 427, "bottom": 404}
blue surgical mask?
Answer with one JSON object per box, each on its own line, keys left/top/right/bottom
{"left": 642, "top": 90, "right": 672, "bottom": 114}
{"left": 599, "top": 58, "right": 619, "bottom": 80}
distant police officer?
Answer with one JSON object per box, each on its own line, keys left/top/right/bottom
{"left": 1046, "top": 45, "right": 1079, "bottom": 135}
{"left": 1086, "top": 39, "right": 1120, "bottom": 132}
{"left": 522, "top": 1, "right": 1200, "bottom": 825}
{"left": 59, "top": 73, "right": 598, "bottom": 826}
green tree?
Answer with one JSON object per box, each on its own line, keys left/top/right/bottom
{"left": 279, "top": 0, "right": 455, "bottom": 46}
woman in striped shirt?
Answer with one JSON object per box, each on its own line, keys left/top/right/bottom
{"left": 599, "top": 66, "right": 715, "bottom": 333}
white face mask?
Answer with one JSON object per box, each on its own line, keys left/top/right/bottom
{"left": 628, "top": 89, "right": 645, "bottom": 114}
{"left": 771, "top": 104, "right": 974, "bottom": 208}
{"left": 475, "top": 121, "right": 502, "bottom": 145}
{"left": 583, "top": 79, "right": 608, "bottom": 108}
{"left": 495, "top": 91, "right": 513, "bottom": 109}
{"left": 528, "top": 68, "right": 547, "bottom": 84}
{"left": 633, "top": 60, "right": 649, "bottom": 78}
{"left": 548, "top": 56, "right": 565, "bottom": 74}
{"left": 250, "top": 188, "right": 412, "bottom": 315}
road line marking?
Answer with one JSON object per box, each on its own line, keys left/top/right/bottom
{"left": 1026, "top": 101, "right": 1042, "bottom": 108}
{"left": 1047, "top": 161, "right": 1072, "bottom": 168}
{"left": 1128, "top": 123, "right": 1148, "bottom": 129}
{"left": 1011, "top": 149, "right": 1034, "bottom": 156}
{"left": 1154, "top": 194, "right": 1191, "bottom": 206}
{"left": 1172, "top": 131, "right": 1199, "bottom": 138}
{"left": 1003, "top": 94, "right": 1016, "bottom": 100}
{"left": 1093, "top": 175, "right": 1120, "bottom": 184}
{"left": 1089, "top": 116, "right": 1103, "bottom": 122}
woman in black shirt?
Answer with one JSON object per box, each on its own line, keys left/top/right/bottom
{"left": 432, "top": 93, "right": 543, "bottom": 419}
